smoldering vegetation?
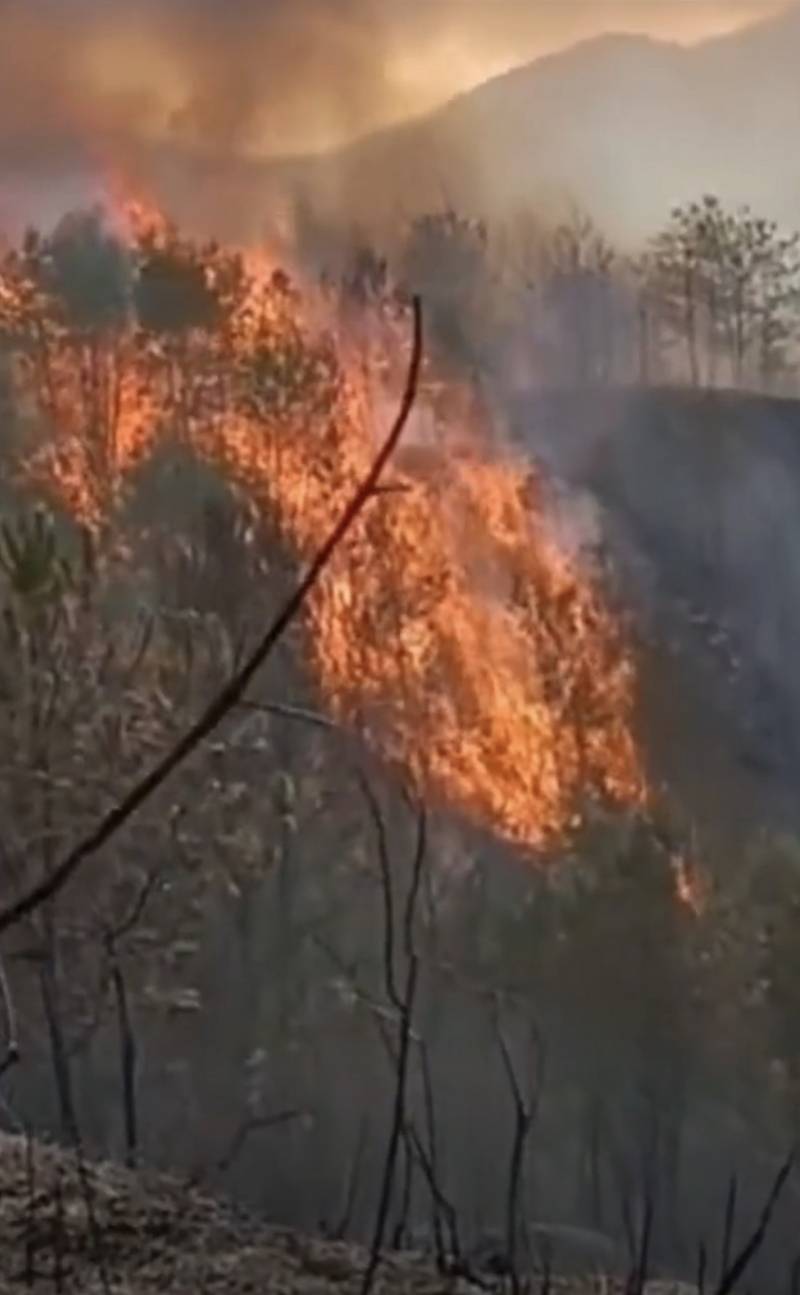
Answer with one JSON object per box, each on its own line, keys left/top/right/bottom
{"left": 2, "top": 198, "right": 800, "bottom": 1293}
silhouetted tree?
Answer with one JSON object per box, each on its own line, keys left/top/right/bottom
{"left": 650, "top": 196, "right": 800, "bottom": 390}
{"left": 400, "top": 209, "right": 493, "bottom": 371}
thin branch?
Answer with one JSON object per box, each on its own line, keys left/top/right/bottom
{"left": 212, "top": 1110, "right": 305, "bottom": 1178}
{"left": 714, "top": 1149, "right": 794, "bottom": 1295}
{"left": 360, "top": 807, "right": 426, "bottom": 1295}
{"left": 491, "top": 1001, "right": 542, "bottom": 1292}
{"left": 361, "top": 956, "right": 419, "bottom": 1295}
{"left": 67, "top": 850, "right": 174, "bottom": 1064}
{"left": 0, "top": 951, "right": 19, "bottom": 1077}
{"left": 330, "top": 1117, "right": 368, "bottom": 1240}
{"left": 105, "top": 945, "right": 138, "bottom": 1168}
{"left": 403, "top": 1117, "right": 462, "bottom": 1266}
{"left": 696, "top": 1239, "right": 707, "bottom": 1295}
{"left": 358, "top": 770, "right": 399, "bottom": 1008}
{"left": 188, "top": 1110, "right": 304, "bottom": 1187}
{"left": 403, "top": 810, "right": 426, "bottom": 963}
{"left": 236, "top": 699, "right": 339, "bottom": 731}
{"left": 0, "top": 297, "right": 423, "bottom": 935}
{"left": 108, "top": 858, "right": 169, "bottom": 945}
{"left": 417, "top": 1035, "right": 449, "bottom": 1267}
{"left": 312, "top": 932, "right": 462, "bottom": 1266}
{"left": 625, "top": 1188, "right": 654, "bottom": 1295}
{"left": 719, "top": 1173, "right": 738, "bottom": 1285}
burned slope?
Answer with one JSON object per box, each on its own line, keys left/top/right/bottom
{"left": 507, "top": 386, "right": 800, "bottom": 850}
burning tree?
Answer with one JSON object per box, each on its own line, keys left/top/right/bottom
{"left": 0, "top": 193, "right": 644, "bottom": 854}
{"left": 0, "top": 196, "right": 644, "bottom": 1212}
{"left": 1, "top": 191, "right": 799, "bottom": 1287}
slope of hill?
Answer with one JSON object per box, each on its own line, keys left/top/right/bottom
{"left": 0, "top": 1133, "right": 474, "bottom": 1294}
{"left": 508, "top": 385, "right": 800, "bottom": 849}
{"left": 0, "top": 1133, "right": 692, "bottom": 1294}
{"left": 255, "top": 4, "right": 800, "bottom": 243}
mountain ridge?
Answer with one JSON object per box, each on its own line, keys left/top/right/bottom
{"left": 245, "top": 4, "right": 800, "bottom": 244}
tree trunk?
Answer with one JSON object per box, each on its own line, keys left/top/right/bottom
{"left": 684, "top": 264, "right": 699, "bottom": 386}
{"left": 39, "top": 942, "right": 79, "bottom": 1146}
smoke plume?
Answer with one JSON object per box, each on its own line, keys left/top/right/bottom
{"left": 0, "top": 0, "right": 788, "bottom": 239}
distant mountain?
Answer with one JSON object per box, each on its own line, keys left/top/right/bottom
{"left": 253, "top": 4, "right": 800, "bottom": 245}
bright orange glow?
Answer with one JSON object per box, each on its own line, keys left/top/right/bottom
{"left": 0, "top": 178, "right": 647, "bottom": 850}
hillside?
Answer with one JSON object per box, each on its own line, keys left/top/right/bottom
{"left": 0, "top": 1134, "right": 691, "bottom": 1294}
{"left": 251, "top": 5, "right": 800, "bottom": 243}
{"left": 508, "top": 385, "right": 800, "bottom": 848}
{"left": 0, "top": 1132, "right": 473, "bottom": 1294}
{"left": 0, "top": 227, "right": 796, "bottom": 1293}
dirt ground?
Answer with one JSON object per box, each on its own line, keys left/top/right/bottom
{"left": 0, "top": 1134, "right": 697, "bottom": 1294}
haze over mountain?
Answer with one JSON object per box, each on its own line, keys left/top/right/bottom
{"left": 0, "top": 1, "right": 793, "bottom": 244}
{"left": 254, "top": 3, "right": 800, "bottom": 246}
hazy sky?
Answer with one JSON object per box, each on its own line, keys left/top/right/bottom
{"left": 0, "top": 0, "right": 787, "bottom": 163}
{"left": 372, "top": 3, "right": 786, "bottom": 139}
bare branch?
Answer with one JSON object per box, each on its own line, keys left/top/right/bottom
{"left": 403, "top": 809, "right": 426, "bottom": 962}
{"left": 0, "top": 297, "right": 423, "bottom": 934}
{"left": 490, "top": 1001, "right": 543, "bottom": 1291}
{"left": 236, "top": 698, "right": 339, "bottom": 731}
{"left": 714, "top": 1148, "right": 794, "bottom": 1295}
{"left": 718, "top": 1172, "right": 737, "bottom": 1285}
{"left": 312, "top": 926, "right": 462, "bottom": 1267}
{"left": 329, "top": 1117, "right": 368, "bottom": 1240}
{"left": 358, "top": 770, "right": 399, "bottom": 1009}
{"left": 361, "top": 806, "right": 426, "bottom": 1295}
{"left": 105, "top": 946, "right": 138, "bottom": 1169}
{"left": 0, "top": 951, "right": 19, "bottom": 1078}
{"left": 188, "top": 1110, "right": 305, "bottom": 1187}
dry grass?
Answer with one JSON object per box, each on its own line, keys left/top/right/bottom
{"left": 0, "top": 1133, "right": 695, "bottom": 1294}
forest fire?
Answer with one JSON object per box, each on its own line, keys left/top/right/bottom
{"left": 0, "top": 183, "right": 646, "bottom": 849}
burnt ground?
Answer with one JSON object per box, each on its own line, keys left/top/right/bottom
{"left": 0, "top": 1134, "right": 695, "bottom": 1294}
{"left": 507, "top": 385, "right": 800, "bottom": 859}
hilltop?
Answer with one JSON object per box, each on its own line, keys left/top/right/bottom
{"left": 248, "top": 5, "right": 800, "bottom": 243}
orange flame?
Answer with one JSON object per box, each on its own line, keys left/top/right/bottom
{"left": 0, "top": 181, "right": 647, "bottom": 850}
{"left": 102, "top": 164, "right": 169, "bottom": 246}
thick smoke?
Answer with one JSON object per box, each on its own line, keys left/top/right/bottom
{"left": 0, "top": 0, "right": 392, "bottom": 162}
{"left": 0, "top": 0, "right": 783, "bottom": 237}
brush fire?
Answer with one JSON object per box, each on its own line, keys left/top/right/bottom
{"left": 0, "top": 176, "right": 646, "bottom": 851}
